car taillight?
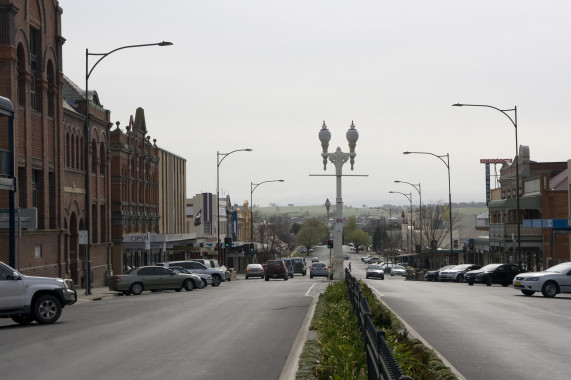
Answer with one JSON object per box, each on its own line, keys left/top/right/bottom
{"left": 246, "top": 268, "right": 250, "bottom": 272}
{"left": 324, "top": 267, "right": 328, "bottom": 270}
{"left": 310, "top": 267, "right": 313, "bottom": 270}
{"left": 113, "top": 276, "right": 121, "bottom": 282}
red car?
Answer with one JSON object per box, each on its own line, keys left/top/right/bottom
{"left": 265, "top": 260, "right": 288, "bottom": 281}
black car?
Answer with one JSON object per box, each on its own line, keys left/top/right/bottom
{"left": 424, "top": 265, "right": 456, "bottom": 281}
{"left": 465, "top": 263, "right": 526, "bottom": 286}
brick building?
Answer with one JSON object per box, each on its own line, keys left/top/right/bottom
{"left": 110, "top": 108, "right": 190, "bottom": 274}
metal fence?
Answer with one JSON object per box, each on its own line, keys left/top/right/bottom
{"left": 345, "top": 269, "right": 412, "bottom": 380}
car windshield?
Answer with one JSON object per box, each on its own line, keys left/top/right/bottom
{"left": 479, "top": 264, "right": 502, "bottom": 271}
{"left": 368, "top": 265, "right": 382, "bottom": 270}
{"left": 545, "top": 262, "right": 571, "bottom": 273}
{"left": 451, "top": 264, "right": 471, "bottom": 271}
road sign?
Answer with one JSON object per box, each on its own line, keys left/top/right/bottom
{"left": 79, "top": 230, "right": 88, "bottom": 245}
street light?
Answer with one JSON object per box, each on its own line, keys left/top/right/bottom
{"left": 318, "top": 121, "right": 359, "bottom": 279}
{"left": 250, "top": 179, "right": 284, "bottom": 247}
{"left": 403, "top": 151, "right": 453, "bottom": 256}
{"left": 389, "top": 191, "right": 413, "bottom": 256}
{"left": 395, "top": 180, "right": 422, "bottom": 254}
{"left": 453, "top": 103, "right": 521, "bottom": 263}
{"left": 217, "top": 148, "right": 252, "bottom": 265}
{"left": 84, "top": 41, "right": 172, "bottom": 295}
{"left": 325, "top": 198, "right": 333, "bottom": 267}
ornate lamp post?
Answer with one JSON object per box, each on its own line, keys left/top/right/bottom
{"left": 325, "top": 198, "right": 333, "bottom": 267}
{"left": 395, "top": 180, "right": 422, "bottom": 254}
{"left": 84, "top": 41, "right": 172, "bottom": 295}
{"left": 453, "top": 103, "right": 521, "bottom": 263}
{"left": 389, "top": 191, "right": 413, "bottom": 256}
{"left": 403, "top": 151, "right": 453, "bottom": 256}
{"left": 250, "top": 179, "right": 284, "bottom": 246}
{"left": 217, "top": 148, "right": 252, "bottom": 265}
{"left": 318, "top": 121, "right": 359, "bottom": 279}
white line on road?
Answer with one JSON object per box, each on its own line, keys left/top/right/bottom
{"left": 305, "top": 282, "right": 317, "bottom": 297}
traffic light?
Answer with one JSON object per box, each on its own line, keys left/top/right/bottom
{"left": 327, "top": 240, "right": 333, "bottom": 248}
{"left": 249, "top": 243, "right": 254, "bottom": 252}
{"left": 224, "top": 237, "right": 232, "bottom": 248}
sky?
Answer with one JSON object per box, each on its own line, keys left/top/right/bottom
{"left": 59, "top": 0, "right": 571, "bottom": 208}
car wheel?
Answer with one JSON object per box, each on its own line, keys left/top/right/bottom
{"left": 130, "top": 282, "right": 143, "bottom": 295}
{"left": 468, "top": 281, "right": 474, "bottom": 286}
{"left": 211, "top": 274, "right": 222, "bottom": 287}
{"left": 245, "top": 276, "right": 248, "bottom": 280}
{"left": 310, "top": 275, "right": 313, "bottom": 279}
{"left": 521, "top": 290, "right": 535, "bottom": 296}
{"left": 32, "top": 294, "right": 62, "bottom": 324}
{"left": 541, "top": 281, "right": 558, "bottom": 298}
{"left": 265, "top": 276, "right": 269, "bottom": 281}
{"left": 456, "top": 274, "right": 464, "bottom": 283}
{"left": 183, "top": 279, "right": 194, "bottom": 291}
{"left": 175, "top": 288, "right": 182, "bottom": 292}
{"left": 284, "top": 275, "right": 288, "bottom": 281}
{"left": 486, "top": 277, "right": 493, "bottom": 286}
{"left": 381, "top": 276, "right": 384, "bottom": 280}
{"left": 501, "top": 282, "right": 510, "bottom": 287}
{"left": 11, "top": 314, "right": 34, "bottom": 325}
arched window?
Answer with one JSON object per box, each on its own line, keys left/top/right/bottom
{"left": 66, "top": 132, "right": 70, "bottom": 167}
{"left": 99, "top": 143, "right": 106, "bottom": 176}
{"left": 91, "top": 140, "right": 97, "bottom": 174}
{"left": 47, "top": 60, "right": 55, "bottom": 117}
{"left": 17, "top": 44, "right": 26, "bottom": 106}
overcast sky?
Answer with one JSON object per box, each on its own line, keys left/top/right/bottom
{"left": 60, "top": 0, "right": 571, "bottom": 208}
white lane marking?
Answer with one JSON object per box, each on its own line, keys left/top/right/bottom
{"left": 371, "top": 286, "right": 384, "bottom": 298}
{"left": 305, "top": 282, "right": 317, "bottom": 297}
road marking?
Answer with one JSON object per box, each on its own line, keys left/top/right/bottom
{"left": 305, "top": 282, "right": 317, "bottom": 297}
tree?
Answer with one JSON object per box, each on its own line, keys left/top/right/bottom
{"left": 371, "top": 224, "right": 389, "bottom": 254}
{"left": 351, "top": 229, "right": 371, "bottom": 252}
{"left": 295, "top": 218, "right": 328, "bottom": 255}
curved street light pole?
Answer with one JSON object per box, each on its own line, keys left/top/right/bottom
{"left": 84, "top": 41, "right": 172, "bottom": 295}
{"left": 453, "top": 103, "right": 520, "bottom": 263}
{"left": 395, "top": 180, "right": 422, "bottom": 253}
{"left": 250, "top": 179, "right": 284, "bottom": 247}
{"left": 403, "top": 151, "right": 453, "bottom": 257}
{"left": 217, "top": 148, "right": 252, "bottom": 265}
{"left": 389, "top": 191, "right": 413, "bottom": 256}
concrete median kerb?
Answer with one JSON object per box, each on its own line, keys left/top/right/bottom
{"left": 75, "top": 287, "right": 118, "bottom": 304}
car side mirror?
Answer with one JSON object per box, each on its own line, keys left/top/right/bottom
{"left": 8, "top": 271, "right": 20, "bottom": 280}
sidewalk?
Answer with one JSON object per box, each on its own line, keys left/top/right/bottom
{"left": 75, "top": 286, "right": 118, "bottom": 305}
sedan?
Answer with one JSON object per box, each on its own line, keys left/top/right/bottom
{"left": 390, "top": 265, "right": 406, "bottom": 276}
{"left": 109, "top": 266, "right": 202, "bottom": 295}
{"left": 365, "top": 265, "right": 384, "bottom": 280}
{"left": 310, "top": 263, "right": 329, "bottom": 278}
{"left": 424, "top": 265, "right": 456, "bottom": 281}
{"left": 245, "top": 264, "right": 264, "bottom": 279}
{"left": 465, "top": 263, "right": 526, "bottom": 286}
{"left": 169, "top": 266, "right": 212, "bottom": 288}
{"left": 438, "top": 264, "right": 481, "bottom": 283}
{"left": 513, "top": 261, "right": 571, "bottom": 297}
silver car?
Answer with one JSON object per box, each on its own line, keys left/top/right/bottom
{"left": 163, "top": 261, "right": 225, "bottom": 286}
{"left": 245, "top": 264, "right": 264, "bottom": 279}
{"left": 310, "top": 262, "right": 329, "bottom": 278}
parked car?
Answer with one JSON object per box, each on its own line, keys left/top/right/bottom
{"left": 513, "top": 262, "right": 571, "bottom": 297}
{"left": 282, "top": 258, "right": 294, "bottom": 278}
{"left": 265, "top": 260, "right": 288, "bottom": 281}
{"left": 245, "top": 264, "right": 264, "bottom": 279}
{"left": 390, "top": 265, "right": 406, "bottom": 276}
{"left": 310, "top": 262, "right": 329, "bottom": 278}
{"left": 311, "top": 257, "right": 319, "bottom": 263}
{"left": 109, "top": 266, "right": 202, "bottom": 295}
{"left": 465, "top": 263, "right": 526, "bottom": 286}
{"left": 438, "top": 264, "right": 481, "bottom": 283}
{"left": 381, "top": 262, "right": 397, "bottom": 274}
{"left": 162, "top": 261, "right": 225, "bottom": 286}
{"left": 169, "top": 266, "right": 212, "bottom": 288}
{"left": 365, "top": 264, "right": 384, "bottom": 280}
{"left": 424, "top": 265, "right": 456, "bottom": 281}
{"left": 343, "top": 253, "right": 350, "bottom": 260}
{"left": 0, "top": 261, "right": 76, "bottom": 325}
{"left": 291, "top": 257, "right": 307, "bottom": 276}
{"left": 361, "top": 255, "right": 372, "bottom": 262}
{"left": 191, "top": 259, "right": 231, "bottom": 282}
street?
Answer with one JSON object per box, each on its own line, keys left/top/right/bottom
{"left": 352, "top": 256, "right": 571, "bottom": 380}
{"left": 0, "top": 267, "right": 329, "bottom": 380}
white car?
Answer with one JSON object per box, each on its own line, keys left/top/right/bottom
{"left": 513, "top": 262, "right": 571, "bottom": 297}
{"left": 438, "top": 264, "right": 481, "bottom": 282}
{"left": 390, "top": 265, "right": 406, "bottom": 276}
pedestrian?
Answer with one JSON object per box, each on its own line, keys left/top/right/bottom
{"left": 348, "top": 262, "right": 352, "bottom": 272}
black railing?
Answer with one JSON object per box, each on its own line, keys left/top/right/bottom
{"left": 345, "top": 269, "right": 412, "bottom": 380}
